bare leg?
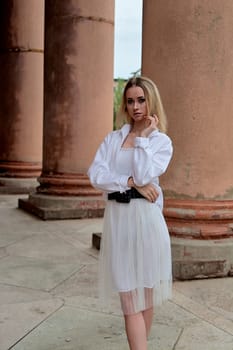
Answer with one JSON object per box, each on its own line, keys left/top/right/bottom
{"left": 124, "top": 312, "right": 147, "bottom": 350}
{"left": 142, "top": 288, "right": 154, "bottom": 337}
{"left": 142, "top": 307, "right": 154, "bottom": 338}
{"left": 120, "top": 291, "right": 148, "bottom": 349}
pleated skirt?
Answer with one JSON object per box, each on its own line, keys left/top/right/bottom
{"left": 98, "top": 198, "right": 172, "bottom": 315}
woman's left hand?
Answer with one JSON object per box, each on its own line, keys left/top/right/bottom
{"left": 134, "top": 183, "right": 159, "bottom": 203}
{"left": 140, "top": 114, "right": 159, "bottom": 137}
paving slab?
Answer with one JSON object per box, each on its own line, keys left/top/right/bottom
{"left": 0, "top": 255, "right": 82, "bottom": 291}
{"left": 0, "top": 209, "right": 51, "bottom": 248}
{"left": 0, "top": 246, "right": 7, "bottom": 259}
{"left": 0, "top": 195, "right": 27, "bottom": 208}
{"left": 52, "top": 263, "right": 98, "bottom": 298}
{"left": 9, "top": 306, "right": 182, "bottom": 350}
{"left": 64, "top": 294, "right": 122, "bottom": 316}
{"left": 6, "top": 233, "right": 96, "bottom": 264}
{"left": 172, "top": 288, "right": 233, "bottom": 336}
{"left": 0, "top": 298, "right": 63, "bottom": 350}
{"left": 0, "top": 285, "right": 51, "bottom": 305}
{"left": 10, "top": 306, "right": 128, "bottom": 350}
{"left": 0, "top": 212, "right": 35, "bottom": 247}
{"left": 174, "top": 278, "right": 233, "bottom": 315}
{"left": 174, "top": 321, "right": 233, "bottom": 350}
{"left": 52, "top": 218, "right": 103, "bottom": 248}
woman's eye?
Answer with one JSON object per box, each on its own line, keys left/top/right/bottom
{"left": 126, "top": 97, "right": 145, "bottom": 105}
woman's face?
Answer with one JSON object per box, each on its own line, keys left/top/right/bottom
{"left": 125, "top": 86, "right": 147, "bottom": 122}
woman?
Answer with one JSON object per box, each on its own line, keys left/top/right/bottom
{"left": 88, "top": 76, "right": 173, "bottom": 350}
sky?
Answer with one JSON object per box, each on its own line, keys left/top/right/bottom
{"left": 114, "top": 0, "right": 143, "bottom": 79}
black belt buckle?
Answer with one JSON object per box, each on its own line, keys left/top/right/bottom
{"left": 115, "top": 191, "right": 131, "bottom": 203}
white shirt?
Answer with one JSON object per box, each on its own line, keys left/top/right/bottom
{"left": 87, "top": 124, "right": 173, "bottom": 209}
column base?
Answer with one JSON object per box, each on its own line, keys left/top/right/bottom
{"left": 37, "top": 173, "right": 101, "bottom": 196}
{"left": 164, "top": 198, "right": 233, "bottom": 279}
{"left": 171, "top": 237, "right": 233, "bottom": 280}
{"left": 0, "top": 177, "right": 39, "bottom": 194}
{"left": 172, "top": 236, "right": 233, "bottom": 280}
{"left": 18, "top": 193, "right": 105, "bottom": 220}
{"left": 164, "top": 199, "right": 233, "bottom": 239}
{"left": 0, "top": 161, "right": 41, "bottom": 177}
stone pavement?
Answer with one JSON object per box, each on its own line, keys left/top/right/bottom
{"left": 0, "top": 195, "right": 233, "bottom": 350}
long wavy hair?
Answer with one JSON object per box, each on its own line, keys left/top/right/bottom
{"left": 116, "top": 76, "right": 167, "bottom": 133}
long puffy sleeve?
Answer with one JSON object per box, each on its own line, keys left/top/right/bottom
{"left": 87, "top": 133, "right": 130, "bottom": 193}
{"left": 132, "top": 132, "right": 173, "bottom": 186}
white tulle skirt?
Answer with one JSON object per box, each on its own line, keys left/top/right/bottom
{"left": 99, "top": 198, "right": 172, "bottom": 315}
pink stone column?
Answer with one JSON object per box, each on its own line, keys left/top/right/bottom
{"left": 142, "top": 0, "right": 233, "bottom": 279}
{"left": 0, "top": 0, "right": 44, "bottom": 192}
{"left": 19, "top": 0, "right": 114, "bottom": 219}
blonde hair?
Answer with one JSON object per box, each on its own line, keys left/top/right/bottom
{"left": 116, "top": 76, "right": 167, "bottom": 133}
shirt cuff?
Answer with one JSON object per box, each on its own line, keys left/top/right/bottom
{"left": 118, "top": 175, "right": 131, "bottom": 192}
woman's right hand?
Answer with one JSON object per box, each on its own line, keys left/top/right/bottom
{"left": 134, "top": 183, "right": 159, "bottom": 203}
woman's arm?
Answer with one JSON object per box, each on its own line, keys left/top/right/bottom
{"left": 128, "top": 176, "right": 159, "bottom": 202}
{"left": 87, "top": 133, "right": 129, "bottom": 193}
{"left": 132, "top": 133, "right": 173, "bottom": 186}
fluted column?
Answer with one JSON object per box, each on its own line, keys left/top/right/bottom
{"left": 0, "top": 0, "right": 44, "bottom": 193}
{"left": 19, "top": 0, "right": 114, "bottom": 219}
{"left": 142, "top": 0, "right": 233, "bottom": 279}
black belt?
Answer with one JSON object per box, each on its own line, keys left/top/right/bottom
{"left": 108, "top": 187, "right": 145, "bottom": 203}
